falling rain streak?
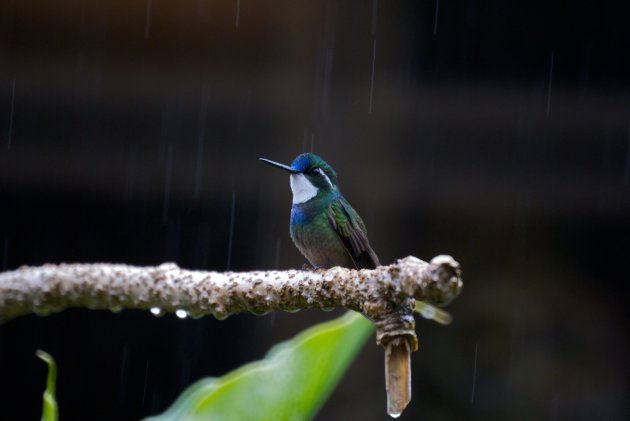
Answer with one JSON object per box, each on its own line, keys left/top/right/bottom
{"left": 7, "top": 79, "right": 15, "bottom": 150}
{"left": 2, "top": 237, "right": 7, "bottom": 270}
{"left": 125, "top": 145, "right": 137, "bottom": 201}
{"left": 193, "top": 141, "right": 204, "bottom": 199}
{"left": 471, "top": 342, "right": 479, "bottom": 403}
{"left": 162, "top": 143, "right": 173, "bottom": 225}
{"left": 118, "top": 345, "right": 128, "bottom": 403}
{"left": 226, "top": 191, "right": 236, "bottom": 270}
{"left": 301, "top": 128, "right": 315, "bottom": 152}
{"left": 141, "top": 361, "right": 149, "bottom": 407}
{"left": 144, "top": 0, "right": 152, "bottom": 40}
{"left": 369, "top": 39, "right": 377, "bottom": 114}
{"left": 546, "top": 50, "right": 555, "bottom": 117}
{"left": 274, "top": 237, "right": 281, "bottom": 269}
{"left": 371, "top": 0, "right": 378, "bottom": 35}
{"left": 194, "top": 92, "right": 208, "bottom": 200}
{"left": 433, "top": 0, "right": 440, "bottom": 35}
{"left": 235, "top": 0, "right": 241, "bottom": 28}
{"left": 550, "top": 397, "right": 560, "bottom": 421}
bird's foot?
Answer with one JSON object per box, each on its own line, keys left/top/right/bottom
{"left": 301, "top": 263, "right": 316, "bottom": 271}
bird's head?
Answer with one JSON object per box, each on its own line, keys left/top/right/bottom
{"left": 259, "top": 153, "right": 338, "bottom": 204}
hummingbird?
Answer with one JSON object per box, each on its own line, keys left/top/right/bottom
{"left": 259, "top": 153, "right": 380, "bottom": 270}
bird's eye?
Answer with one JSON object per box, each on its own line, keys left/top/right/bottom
{"left": 309, "top": 168, "right": 322, "bottom": 176}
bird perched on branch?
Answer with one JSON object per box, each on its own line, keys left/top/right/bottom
{"left": 260, "top": 153, "right": 452, "bottom": 324}
{"left": 259, "top": 153, "right": 380, "bottom": 270}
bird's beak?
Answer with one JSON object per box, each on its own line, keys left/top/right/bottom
{"left": 259, "top": 158, "right": 300, "bottom": 174}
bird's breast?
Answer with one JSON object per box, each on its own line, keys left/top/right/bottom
{"left": 290, "top": 204, "right": 355, "bottom": 269}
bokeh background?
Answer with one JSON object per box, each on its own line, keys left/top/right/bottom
{"left": 1, "top": 1, "right": 629, "bottom": 419}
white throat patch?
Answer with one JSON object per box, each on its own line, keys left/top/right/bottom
{"left": 290, "top": 174, "right": 318, "bottom": 204}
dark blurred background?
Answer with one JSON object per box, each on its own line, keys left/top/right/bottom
{"left": 1, "top": 0, "right": 629, "bottom": 419}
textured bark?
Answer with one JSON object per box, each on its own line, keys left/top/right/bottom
{"left": 0, "top": 255, "right": 461, "bottom": 325}
{"left": 385, "top": 337, "right": 412, "bottom": 418}
{"left": 0, "top": 254, "right": 462, "bottom": 417}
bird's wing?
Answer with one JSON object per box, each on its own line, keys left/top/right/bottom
{"left": 327, "top": 198, "right": 380, "bottom": 269}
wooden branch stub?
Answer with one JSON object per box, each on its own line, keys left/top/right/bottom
{"left": 385, "top": 337, "right": 412, "bottom": 418}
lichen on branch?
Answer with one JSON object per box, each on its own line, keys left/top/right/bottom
{"left": 0, "top": 255, "right": 462, "bottom": 325}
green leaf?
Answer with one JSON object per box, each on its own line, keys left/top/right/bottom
{"left": 36, "top": 350, "right": 58, "bottom": 421}
{"left": 146, "top": 311, "right": 374, "bottom": 421}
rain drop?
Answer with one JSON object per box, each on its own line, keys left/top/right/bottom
{"left": 433, "top": 0, "right": 440, "bottom": 35}
{"left": 7, "top": 79, "right": 15, "bottom": 150}
{"left": 162, "top": 142, "right": 173, "bottom": 225}
{"left": 226, "top": 191, "right": 236, "bottom": 270}
{"left": 371, "top": 0, "right": 378, "bottom": 35}
{"left": 193, "top": 90, "right": 207, "bottom": 200}
{"left": 368, "top": 39, "right": 376, "bottom": 114}
{"left": 141, "top": 361, "right": 149, "bottom": 407}
{"left": 2, "top": 236, "right": 8, "bottom": 270}
{"left": 144, "top": 0, "right": 152, "bottom": 40}
{"left": 471, "top": 342, "right": 479, "bottom": 403}
{"left": 175, "top": 309, "right": 188, "bottom": 319}
{"left": 546, "top": 49, "right": 555, "bottom": 117}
